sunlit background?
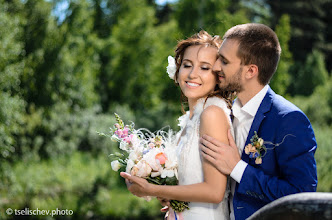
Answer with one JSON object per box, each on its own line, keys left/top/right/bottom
{"left": 0, "top": 0, "right": 331, "bottom": 219}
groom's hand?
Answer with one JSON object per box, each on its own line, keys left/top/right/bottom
{"left": 120, "top": 172, "right": 152, "bottom": 197}
{"left": 200, "top": 129, "right": 240, "bottom": 175}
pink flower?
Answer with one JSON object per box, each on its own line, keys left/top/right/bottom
{"left": 123, "top": 134, "right": 134, "bottom": 144}
{"left": 245, "top": 144, "right": 250, "bottom": 155}
{"left": 122, "top": 127, "right": 129, "bottom": 137}
{"left": 130, "top": 165, "right": 139, "bottom": 176}
{"left": 115, "top": 123, "right": 121, "bottom": 129}
{"left": 114, "top": 127, "right": 130, "bottom": 139}
{"left": 155, "top": 152, "right": 167, "bottom": 165}
{"left": 245, "top": 144, "right": 254, "bottom": 154}
{"left": 114, "top": 129, "right": 122, "bottom": 137}
{"left": 249, "top": 145, "right": 257, "bottom": 153}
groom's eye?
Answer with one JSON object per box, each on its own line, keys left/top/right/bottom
{"left": 221, "top": 58, "right": 228, "bottom": 65}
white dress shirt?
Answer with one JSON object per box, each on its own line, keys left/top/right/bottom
{"left": 229, "top": 85, "right": 269, "bottom": 220}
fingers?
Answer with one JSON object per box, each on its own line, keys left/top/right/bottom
{"left": 120, "top": 172, "right": 138, "bottom": 182}
{"left": 202, "top": 134, "right": 218, "bottom": 146}
{"left": 160, "top": 206, "right": 169, "bottom": 212}
{"left": 120, "top": 172, "right": 132, "bottom": 188}
{"left": 201, "top": 151, "right": 217, "bottom": 167}
{"left": 157, "top": 197, "right": 171, "bottom": 207}
{"left": 201, "top": 134, "right": 228, "bottom": 150}
{"left": 121, "top": 172, "right": 148, "bottom": 188}
{"left": 200, "top": 142, "right": 218, "bottom": 160}
{"left": 125, "top": 179, "right": 131, "bottom": 188}
{"left": 120, "top": 172, "right": 131, "bottom": 179}
{"left": 200, "top": 137, "right": 219, "bottom": 153}
{"left": 227, "top": 129, "right": 237, "bottom": 150}
{"left": 120, "top": 172, "right": 139, "bottom": 185}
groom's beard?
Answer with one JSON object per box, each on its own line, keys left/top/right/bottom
{"left": 218, "top": 66, "right": 243, "bottom": 93}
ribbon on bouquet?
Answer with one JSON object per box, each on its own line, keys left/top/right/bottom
{"left": 164, "top": 207, "right": 184, "bottom": 220}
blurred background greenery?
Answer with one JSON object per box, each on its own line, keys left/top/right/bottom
{"left": 0, "top": 0, "right": 331, "bottom": 219}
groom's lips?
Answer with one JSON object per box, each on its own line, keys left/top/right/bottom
{"left": 218, "top": 73, "right": 225, "bottom": 80}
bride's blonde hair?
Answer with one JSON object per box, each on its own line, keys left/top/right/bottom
{"left": 174, "top": 30, "right": 235, "bottom": 113}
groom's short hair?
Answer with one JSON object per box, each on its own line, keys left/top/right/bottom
{"left": 223, "top": 23, "right": 281, "bottom": 85}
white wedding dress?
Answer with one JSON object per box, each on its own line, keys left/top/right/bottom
{"left": 176, "top": 96, "right": 233, "bottom": 220}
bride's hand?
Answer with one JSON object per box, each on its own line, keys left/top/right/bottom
{"left": 120, "top": 172, "right": 152, "bottom": 197}
{"left": 157, "top": 197, "right": 170, "bottom": 211}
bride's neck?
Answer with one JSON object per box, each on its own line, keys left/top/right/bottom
{"left": 188, "top": 97, "right": 206, "bottom": 118}
{"left": 188, "top": 99, "right": 196, "bottom": 118}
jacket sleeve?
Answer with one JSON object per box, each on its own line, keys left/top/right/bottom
{"left": 237, "top": 111, "right": 318, "bottom": 203}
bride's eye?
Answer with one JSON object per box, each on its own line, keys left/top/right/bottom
{"left": 183, "top": 62, "right": 192, "bottom": 68}
{"left": 201, "top": 66, "right": 210, "bottom": 71}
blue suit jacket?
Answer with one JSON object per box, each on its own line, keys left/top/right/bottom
{"left": 233, "top": 87, "right": 318, "bottom": 220}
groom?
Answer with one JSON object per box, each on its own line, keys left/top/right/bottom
{"left": 200, "top": 23, "right": 318, "bottom": 220}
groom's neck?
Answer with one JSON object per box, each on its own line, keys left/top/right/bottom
{"left": 237, "top": 83, "right": 265, "bottom": 106}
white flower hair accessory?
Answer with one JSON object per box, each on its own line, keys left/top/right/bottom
{"left": 166, "top": 56, "right": 176, "bottom": 80}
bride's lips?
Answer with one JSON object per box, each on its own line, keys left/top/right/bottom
{"left": 186, "top": 81, "right": 201, "bottom": 88}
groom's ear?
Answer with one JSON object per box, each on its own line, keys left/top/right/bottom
{"left": 245, "top": 64, "right": 259, "bottom": 80}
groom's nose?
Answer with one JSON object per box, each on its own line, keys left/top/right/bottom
{"left": 213, "top": 57, "right": 222, "bottom": 73}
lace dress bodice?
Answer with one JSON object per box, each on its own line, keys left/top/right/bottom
{"left": 176, "top": 97, "right": 233, "bottom": 220}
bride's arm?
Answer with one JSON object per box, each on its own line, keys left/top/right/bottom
{"left": 121, "top": 105, "right": 230, "bottom": 203}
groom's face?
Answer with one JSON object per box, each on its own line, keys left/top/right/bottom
{"left": 213, "top": 39, "right": 244, "bottom": 92}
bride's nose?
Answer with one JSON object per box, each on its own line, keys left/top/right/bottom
{"left": 188, "top": 66, "right": 199, "bottom": 78}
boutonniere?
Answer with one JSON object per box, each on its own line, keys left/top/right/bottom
{"left": 244, "top": 131, "right": 266, "bottom": 164}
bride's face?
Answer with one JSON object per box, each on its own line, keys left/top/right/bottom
{"left": 178, "top": 45, "right": 218, "bottom": 107}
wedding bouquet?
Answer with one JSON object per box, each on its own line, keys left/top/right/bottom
{"left": 99, "top": 113, "right": 189, "bottom": 212}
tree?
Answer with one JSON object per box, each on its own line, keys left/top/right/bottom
{"left": 0, "top": 0, "right": 26, "bottom": 162}
{"left": 266, "top": 0, "right": 329, "bottom": 69}
{"left": 20, "top": 0, "right": 62, "bottom": 107}
{"left": 175, "top": 0, "right": 249, "bottom": 37}
{"left": 13, "top": 0, "right": 102, "bottom": 159}
{"left": 293, "top": 50, "right": 329, "bottom": 96}
{"left": 320, "top": 0, "right": 332, "bottom": 71}
{"left": 270, "top": 14, "right": 292, "bottom": 96}
{"left": 107, "top": 0, "right": 159, "bottom": 110}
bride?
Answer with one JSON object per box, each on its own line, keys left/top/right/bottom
{"left": 121, "top": 31, "right": 234, "bottom": 220}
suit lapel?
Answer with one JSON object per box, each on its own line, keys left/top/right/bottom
{"left": 241, "top": 88, "right": 274, "bottom": 161}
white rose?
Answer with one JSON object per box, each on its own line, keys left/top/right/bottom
{"left": 111, "top": 160, "right": 121, "bottom": 171}
{"left": 126, "top": 159, "right": 135, "bottom": 173}
{"left": 136, "top": 160, "right": 152, "bottom": 178}
{"left": 166, "top": 56, "right": 176, "bottom": 80}
{"left": 161, "top": 169, "right": 174, "bottom": 178}
{"left": 151, "top": 171, "right": 161, "bottom": 177}
{"left": 119, "top": 141, "right": 128, "bottom": 151}
{"left": 128, "top": 149, "right": 142, "bottom": 162}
